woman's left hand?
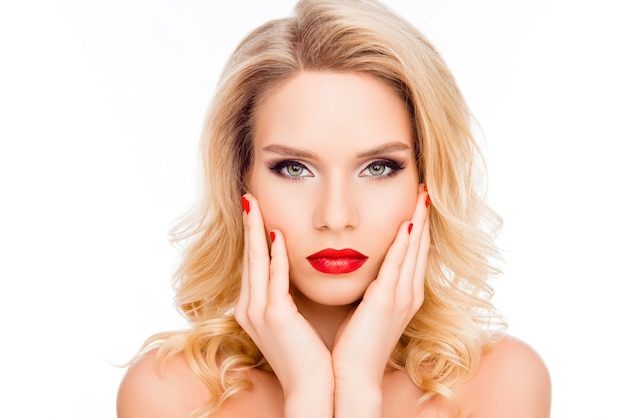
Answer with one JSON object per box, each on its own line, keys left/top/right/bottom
{"left": 331, "top": 185, "right": 430, "bottom": 417}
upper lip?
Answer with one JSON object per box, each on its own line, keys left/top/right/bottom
{"left": 307, "top": 248, "right": 367, "bottom": 260}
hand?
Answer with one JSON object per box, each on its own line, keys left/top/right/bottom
{"left": 235, "top": 194, "right": 334, "bottom": 416}
{"left": 331, "top": 186, "right": 431, "bottom": 416}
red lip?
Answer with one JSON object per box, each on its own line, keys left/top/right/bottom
{"left": 306, "top": 248, "right": 368, "bottom": 274}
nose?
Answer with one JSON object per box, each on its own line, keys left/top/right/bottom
{"left": 312, "top": 177, "right": 359, "bottom": 232}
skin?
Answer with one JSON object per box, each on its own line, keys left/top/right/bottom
{"left": 241, "top": 71, "right": 429, "bottom": 417}
{"left": 116, "top": 72, "right": 551, "bottom": 418}
{"left": 247, "top": 71, "right": 422, "bottom": 347}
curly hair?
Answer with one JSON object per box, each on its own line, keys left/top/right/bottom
{"left": 139, "top": 0, "right": 505, "bottom": 416}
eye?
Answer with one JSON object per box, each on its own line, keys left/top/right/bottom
{"left": 366, "top": 162, "right": 387, "bottom": 176}
{"left": 285, "top": 163, "right": 306, "bottom": 176}
{"left": 269, "top": 160, "right": 313, "bottom": 179}
{"left": 360, "top": 159, "right": 404, "bottom": 178}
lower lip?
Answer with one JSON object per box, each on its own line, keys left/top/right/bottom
{"left": 307, "top": 257, "right": 367, "bottom": 274}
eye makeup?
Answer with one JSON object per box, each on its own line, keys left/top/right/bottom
{"left": 268, "top": 158, "right": 406, "bottom": 181}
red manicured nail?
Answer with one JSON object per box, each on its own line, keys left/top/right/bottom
{"left": 241, "top": 196, "right": 250, "bottom": 214}
{"left": 424, "top": 185, "right": 428, "bottom": 192}
{"left": 408, "top": 223, "right": 414, "bottom": 235}
{"left": 270, "top": 231, "right": 276, "bottom": 243}
{"left": 425, "top": 195, "right": 430, "bottom": 208}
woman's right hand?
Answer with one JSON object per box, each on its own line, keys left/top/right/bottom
{"left": 235, "top": 194, "right": 334, "bottom": 417}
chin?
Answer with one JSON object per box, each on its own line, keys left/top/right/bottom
{"left": 292, "top": 275, "right": 372, "bottom": 307}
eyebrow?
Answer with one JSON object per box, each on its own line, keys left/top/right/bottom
{"left": 261, "top": 144, "right": 316, "bottom": 158}
{"left": 356, "top": 141, "right": 411, "bottom": 158}
{"left": 261, "top": 141, "right": 410, "bottom": 159}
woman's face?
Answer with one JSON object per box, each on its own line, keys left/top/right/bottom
{"left": 248, "top": 71, "right": 419, "bottom": 306}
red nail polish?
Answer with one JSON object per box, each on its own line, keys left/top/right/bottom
{"left": 424, "top": 185, "right": 428, "bottom": 192}
{"left": 270, "top": 231, "right": 276, "bottom": 243}
{"left": 425, "top": 195, "right": 430, "bottom": 208}
{"left": 241, "top": 196, "right": 250, "bottom": 214}
{"left": 408, "top": 223, "right": 413, "bottom": 235}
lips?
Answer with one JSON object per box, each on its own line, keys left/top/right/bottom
{"left": 306, "top": 248, "right": 368, "bottom": 274}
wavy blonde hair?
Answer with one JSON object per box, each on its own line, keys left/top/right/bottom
{"left": 142, "top": 0, "right": 505, "bottom": 415}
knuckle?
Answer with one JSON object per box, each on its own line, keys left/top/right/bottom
{"left": 395, "top": 293, "right": 413, "bottom": 311}
{"left": 263, "top": 304, "right": 285, "bottom": 325}
{"left": 246, "top": 301, "right": 264, "bottom": 320}
{"left": 382, "top": 258, "right": 404, "bottom": 276}
{"left": 247, "top": 246, "right": 263, "bottom": 261}
{"left": 268, "top": 261, "right": 284, "bottom": 278}
{"left": 263, "top": 310, "right": 278, "bottom": 326}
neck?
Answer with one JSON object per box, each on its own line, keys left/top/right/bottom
{"left": 292, "top": 290, "right": 357, "bottom": 350}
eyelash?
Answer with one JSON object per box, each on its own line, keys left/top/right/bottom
{"left": 361, "top": 159, "right": 405, "bottom": 180}
{"left": 268, "top": 160, "right": 313, "bottom": 180}
{"left": 268, "top": 159, "right": 405, "bottom": 181}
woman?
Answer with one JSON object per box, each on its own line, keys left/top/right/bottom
{"left": 117, "top": 0, "right": 551, "bottom": 417}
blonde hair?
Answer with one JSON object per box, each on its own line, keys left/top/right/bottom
{"left": 142, "top": 0, "right": 505, "bottom": 415}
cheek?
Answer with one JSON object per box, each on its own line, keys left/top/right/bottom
{"left": 362, "top": 182, "right": 418, "bottom": 233}
{"left": 358, "top": 184, "right": 418, "bottom": 263}
{"left": 252, "top": 182, "right": 306, "bottom": 237}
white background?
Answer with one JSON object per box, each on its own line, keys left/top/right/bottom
{"left": 1, "top": 0, "right": 624, "bottom": 416}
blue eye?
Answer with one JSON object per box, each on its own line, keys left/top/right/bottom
{"left": 360, "top": 160, "right": 404, "bottom": 178}
{"left": 269, "top": 160, "right": 313, "bottom": 179}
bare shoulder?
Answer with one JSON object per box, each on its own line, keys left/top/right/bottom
{"left": 464, "top": 335, "right": 551, "bottom": 417}
{"left": 117, "top": 348, "right": 284, "bottom": 418}
{"left": 116, "top": 348, "right": 209, "bottom": 418}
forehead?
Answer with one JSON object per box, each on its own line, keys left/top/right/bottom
{"left": 253, "top": 71, "right": 414, "bottom": 155}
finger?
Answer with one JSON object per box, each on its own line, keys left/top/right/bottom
{"left": 236, "top": 196, "right": 251, "bottom": 315}
{"left": 412, "top": 216, "right": 430, "bottom": 300}
{"left": 397, "top": 186, "right": 430, "bottom": 297}
{"left": 374, "top": 219, "right": 412, "bottom": 294}
{"left": 242, "top": 194, "right": 270, "bottom": 308}
{"left": 267, "top": 229, "right": 290, "bottom": 303}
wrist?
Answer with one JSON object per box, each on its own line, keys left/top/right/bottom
{"left": 334, "top": 381, "right": 382, "bottom": 418}
{"left": 284, "top": 385, "right": 334, "bottom": 418}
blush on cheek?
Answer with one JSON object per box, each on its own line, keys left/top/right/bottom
{"left": 257, "top": 203, "right": 293, "bottom": 241}
{"left": 382, "top": 201, "right": 414, "bottom": 248}
{"left": 368, "top": 187, "right": 417, "bottom": 221}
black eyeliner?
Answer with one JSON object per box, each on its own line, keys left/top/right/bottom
{"left": 364, "top": 158, "right": 406, "bottom": 179}
{"left": 268, "top": 159, "right": 311, "bottom": 180}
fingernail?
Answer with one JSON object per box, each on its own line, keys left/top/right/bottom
{"left": 425, "top": 195, "right": 430, "bottom": 208}
{"left": 270, "top": 231, "right": 276, "bottom": 243}
{"left": 408, "top": 223, "right": 414, "bottom": 235}
{"left": 424, "top": 184, "right": 428, "bottom": 192}
{"left": 241, "top": 196, "right": 250, "bottom": 214}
